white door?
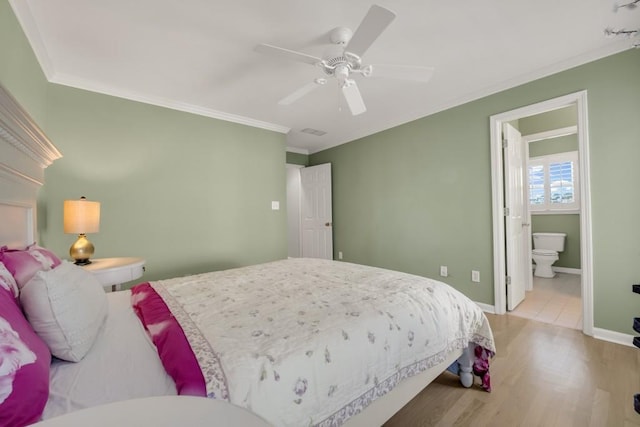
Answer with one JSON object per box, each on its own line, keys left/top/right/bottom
{"left": 504, "top": 123, "right": 527, "bottom": 310}
{"left": 300, "top": 163, "right": 333, "bottom": 259}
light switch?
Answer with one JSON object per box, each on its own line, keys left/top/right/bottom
{"left": 271, "top": 201, "right": 280, "bottom": 210}
{"left": 472, "top": 270, "right": 480, "bottom": 283}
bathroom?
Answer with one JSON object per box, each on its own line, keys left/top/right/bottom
{"left": 510, "top": 105, "right": 583, "bottom": 329}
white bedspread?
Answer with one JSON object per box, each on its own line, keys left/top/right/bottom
{"left": 151, "top": 258, "right": 494, "bottom": 426}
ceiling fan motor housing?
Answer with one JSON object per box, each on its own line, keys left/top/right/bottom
{"left": 329, "top": 27, "right": 353, "bottom": 45}
{"left": 321, "top": 44, "right": 362, "bottom": 78}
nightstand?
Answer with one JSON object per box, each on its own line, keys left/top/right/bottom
{"left": 82, "top": 257, "right": 146, "bottom": 291}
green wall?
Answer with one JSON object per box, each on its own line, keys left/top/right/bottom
{"left": 311, "top": 49, "right": 640, "bottom": 334}
{"left": 311, "top": 105, "right": 495, "bottom": 304}
{"left": 39, "top": 85, "right": 287, "bottom": 281}
{"left": 0, "top": 1, "right": 48, "bottom": 124}
{"left": 286, "top": 151, "right": 309, "bottom": 166}
{"left": 1, "top": 2, "right": 288, "bottom": 284}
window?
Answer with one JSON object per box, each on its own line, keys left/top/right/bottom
{"left": 528, "top": 151, "right": 579, "bottom": 212}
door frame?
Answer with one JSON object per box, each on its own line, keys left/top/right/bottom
{"left": 489, "top": 90, "right": 594, "bottom": 336}
{"left": 286, "top": 164, "right": 304, "bottom": 258}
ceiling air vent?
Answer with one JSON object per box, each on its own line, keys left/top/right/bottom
{"left": 301, "top": 128, "right": 327, "bottom": 137}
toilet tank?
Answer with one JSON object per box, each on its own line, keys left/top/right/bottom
{"left": 532, "top": 232, "right": 566, "bottom": 252}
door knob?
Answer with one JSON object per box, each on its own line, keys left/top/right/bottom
{"left": 522, "top": 223, "right": 530, "bottom": 227}
{"left": 325, "top": 222, "right": 332, "bottom": 227}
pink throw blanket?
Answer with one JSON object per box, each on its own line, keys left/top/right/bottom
{"left": 131, "top": 283, "right": 206, "bottom": 397}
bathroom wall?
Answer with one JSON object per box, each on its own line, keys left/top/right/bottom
{"left": 522, "top": 106, "right": 581, "bottom": 270}
{"left": 529, "top": 134, "right": 578, "bottom": 157}
{"left": 519, "top": 105, "right": 577, "bottom": 134}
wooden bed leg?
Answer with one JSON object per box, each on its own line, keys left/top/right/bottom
{"left": 458, "top": 345, "right": 474, "bottom": 388}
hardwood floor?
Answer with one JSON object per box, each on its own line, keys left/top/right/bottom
{"left": 384, "top": 314, "right": 640, "bottom": 427}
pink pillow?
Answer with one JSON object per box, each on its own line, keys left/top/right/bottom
{"left": 0, "top": 262, "right": 18, "bottom": 298}
{"left": 0, "top": 286, "right": 51, "bottom": 427}
{"left": 0, "top": 245, "right": 61, "bottom": 290}
{"left": 27, "top": 244, "right": 62, "bottom": 269}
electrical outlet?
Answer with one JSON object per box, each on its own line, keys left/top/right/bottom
{"left": 440, "top": 266, "right": 448, "bottom": 277}
{"left": 338, "top": 251, "right": 343, "bottom": 260}
{"left": 472, "top": 270, "right": 480, "bottom": 283}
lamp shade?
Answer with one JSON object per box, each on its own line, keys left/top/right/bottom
{"left": 63, "top": 198, "right": 100, "bottom": 234}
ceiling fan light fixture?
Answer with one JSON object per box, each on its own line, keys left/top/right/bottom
{"left": 334, "top": 65, "right": 350, "bottom": 81}
{"left": 255, "top": 4, "right": 434, "bottom": 116}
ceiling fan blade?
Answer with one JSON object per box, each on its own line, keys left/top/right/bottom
{"left": 254, "top": 43, "right": 322, "bottom": 66}
{"left": 368, "top": 64, "right": 435, "bottom": 83}
{"left": 341, "top": 80, "right": 366, "bottom": 115}
{"left": 278, "top": 79, "right": 326, "bottom": 105}
{"left": 345, "top": 5, "right": 396, "bottom": 58}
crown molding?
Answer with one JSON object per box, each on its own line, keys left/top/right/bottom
{"left": 49, "top": 72, "right": 291, "bottom": 135}
{"left": 307, "top": 43, "right": 633, "bottom": 154}
{"left": 285, "top": 146, "right": 309, "bottom": 155}
{"left": 10, "top": 0, "right": 291, "bottom": 135}
{"left": 9, "top": 0, "right": 633, "bottom": 154}
{"left": 0, "top": 83, "right": 62, "bottom": 168}
{"left": 394, "top": 43, "right": 633, "bottom": 136}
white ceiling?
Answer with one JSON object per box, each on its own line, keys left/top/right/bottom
{"left": 10, "top": 0, "right": 637, "bottom": 154}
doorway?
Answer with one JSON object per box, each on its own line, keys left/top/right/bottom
{"left": 286, "top": 164, "right": 303, "bottom": 258}
{"left": 510, "top": 273, "right": 583, "bottom": 329}
{"left": 489, "top": 91, "right": 593, "bottom": 336}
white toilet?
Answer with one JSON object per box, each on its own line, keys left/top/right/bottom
{"left": 532, "top": 232, "right": 566, "bottom": 278}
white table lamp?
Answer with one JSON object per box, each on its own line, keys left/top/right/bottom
{"left": 64, "top": 196, "right": 100, "bottom": 265}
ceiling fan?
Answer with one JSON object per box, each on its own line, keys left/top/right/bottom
{"left": 254, "top": 4, "right": 434, "bottom": 116}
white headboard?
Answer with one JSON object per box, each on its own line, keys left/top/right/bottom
{"left": 0, "top": 202, "right": 33, "bottom": 248}
{"left": 0, "top": 83, "right": 61, "bottom": 248}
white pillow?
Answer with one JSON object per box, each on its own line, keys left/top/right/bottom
{"left": 20, "top": 261, "right": 108, "bottom": 362}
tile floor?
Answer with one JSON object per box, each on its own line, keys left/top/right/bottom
{"left": 508, "top": 272, "right": 582, "bottom": 329}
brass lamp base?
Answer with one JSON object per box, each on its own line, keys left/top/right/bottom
{"left": 70, "top": 234, "right": 95, "bottom": 265}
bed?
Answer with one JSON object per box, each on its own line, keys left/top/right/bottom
{"left": 0, "top": 82, "right": 495, "bottom": 426}
{"left": 2, "top": 249, "right": 494, "bottom": 426}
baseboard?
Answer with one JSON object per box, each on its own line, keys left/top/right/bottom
{"left": 474, "top": 302, "right": 496, "bottom": 314}
{"left": 552, "top": 266, "right": 582, "bottom": 275}
{"left": 475, "top": 306, "right": 633, "bottom": 348}
{"left": 592, "top": 327, "right": 634, "bottom": 348}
